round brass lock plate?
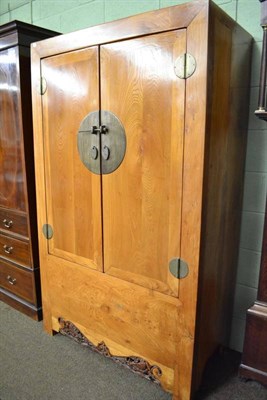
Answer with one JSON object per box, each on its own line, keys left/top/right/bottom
{"left": 100, "top": 110, "right": 126, "bottom": 175}
{"left": 77, "top": 111, "right": 100, "bottom": 174}
{"left": 77, "top": 110, "right": 126, "bottom": 175}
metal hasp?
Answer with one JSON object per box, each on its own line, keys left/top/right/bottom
{"left": 77, "top": 110, "right": 126, "bottom": 175}
{"left": 42, "top": 224, "right": 53, "bottom": 239}
{"left": 174, "top": 53, "right": 196, "bottom": 79}
{"left": 169, "top": 258, "right": 189, "bottom": 279}
{"left": 77, "top": 111, "right": 100, "bottom": 174}
{"left": 101, "top": 110, "right": 126, "bottom": 174}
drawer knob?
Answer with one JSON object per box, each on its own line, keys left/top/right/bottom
{"left": 3, "top": 219, "right": 13, "bottom": 229}
{"left": 6, "top": 275, "right": 16, "bottom": 285}
{"left": 3, "top": 245, "right": 13, "bottom": 254}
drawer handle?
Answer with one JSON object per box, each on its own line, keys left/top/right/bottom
{"left": 3, "top": 219, "right": 13, "bottom": 229}
{"left": 6, "top": 275, "right": 16, "bottom": 285}
{"left": 3, "top": 245, "right": 13, "bottom": 254}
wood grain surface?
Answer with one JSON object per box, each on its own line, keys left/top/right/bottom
{"left": 101, "top": 30, "right": 186, "bottom": 297}
{"left": 0, "top": 258, "right": 36, "bottom": 303}
{"left": 46, "top": 253, "right": 180, "bottom": 392}
{"left": 41, "top": 47, "right": 103, "bottom": 272}
{"left": 0, "top": 207, "right": 28, "bottom": 238}
{"left": 0, "top": 233, "right": 32, "bottom": 267}
{"left": 31, "top": 1, "right": 252, "bottom": 398}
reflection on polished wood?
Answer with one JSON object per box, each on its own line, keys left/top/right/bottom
{"left": 0, "top": 46, "right": 26, "bottom": 211}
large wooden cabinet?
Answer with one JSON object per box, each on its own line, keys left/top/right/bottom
{"left": 0, "top": 21, "right": 58, "bottom": 320}
{"left": 31, "top": 1, "right": 252, "bottom": 398}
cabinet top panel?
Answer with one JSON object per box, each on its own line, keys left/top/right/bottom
{"left": 31, "top": 0, "right": 251, "bottom": 60}
{"left": 31, "top": 0, "right": 210, "bottom": 59}
{"left": 0, "top": 20, "right": 59, "bottom": 51}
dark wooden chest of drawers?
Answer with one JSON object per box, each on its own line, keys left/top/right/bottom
{"left": 0, "top": 21, "right": 58, "bottom": 320}
{"left": 239, "top": 198, "right": 267, "bottom": 385}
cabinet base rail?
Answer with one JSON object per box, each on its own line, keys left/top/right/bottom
{"left": 58, "top": 318, "right": 163, "bottom": 386}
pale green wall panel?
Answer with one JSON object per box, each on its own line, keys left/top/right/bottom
{"left": 250, "top": 41, "right": 262, "bottom": 87}
{"left": 240, "top": 211, "right": 265, "bottom": 252}
{"left": 33, "top": 13, "right": 61, "bottom": 31}
{"left": 104, "top": 0, "right": 159, "bottom": 23}
{"left": 217, "top": 0, "right": 237, "bottom": 19}
{"left": 231, "top": 282, "right": 258, "bottom": 351}
{"left": 10, "top": 2, "right": 31, "bottom": 23}
{"left": 33, "top": 0, "right": 89, "bottom": 22}
{"left": 246, "top": 130, "right": 267, "bottom": 173}
{"left": 237, "top": 0, "right": 262, "bottom": 41}
{"left": 0, "top": 0, "right": 28, "bottom": 15}
{"left": 0, "top": 12, "right": 10, "bottom": 24}
{"left": 163, "top": 0, "right": 237, "bottom": 20}
{"left": 232, "top": 284, "right": 258, "bottom": 319}
{"left": 60, "top": 1, "right": 104, "bottom": 33}
{"left": 215, "top": 0, "right": 235, "bottom": 4}
{"left": 237, "top": 248, "right": 262, "bottom": 288}
{"left": 230, "top": 317, "right": 246, "bottom": 352}
{"left": 243, "top": 172, "right": 267, "bottom": 213}
{"left": 160, "top": 0, "right": 188, "bottom": 8}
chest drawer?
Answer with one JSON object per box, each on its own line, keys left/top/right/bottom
{"left": 0, "top": 259, "right": 36, "bottom": 304}
{"left": 0, "top": 208, "right": 28, "bottom": 238}
{"left": 0, "top": 234, "right": 32, "bottom": 267}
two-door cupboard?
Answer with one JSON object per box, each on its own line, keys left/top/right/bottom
{"left": 31, "top": 1, "right": 252, "bottom": 398}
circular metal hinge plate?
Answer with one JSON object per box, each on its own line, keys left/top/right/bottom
{"left": 37, "top": 77, "right": 47, "bottom": 95}
{"left": 174, "top": 53, "right": 196, "bottom": 79}
{"left": 42, "top": 224, "right": 53, "bottom": 239}
{"left": 169, "top": 258, "right": 189, "bottom": 279}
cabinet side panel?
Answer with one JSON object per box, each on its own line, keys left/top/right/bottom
{"left": 194, "top": 5, "right": 252, "bottom": 390}
{"left": 173, "top": 5, "right": 209, "bottom": 400}
{"left": 18, "top": 46, "right": 39, "bottom": 270}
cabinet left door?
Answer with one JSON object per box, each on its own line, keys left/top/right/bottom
{"left": 41, "top": 47, "right": 103, "bottom": 272}
{"left": 0, "top": 47, "right": 27, "bottom": 211}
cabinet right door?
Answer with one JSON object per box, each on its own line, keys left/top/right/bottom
{"left": 101, "top": 30, "right": 186, "bottom": 297}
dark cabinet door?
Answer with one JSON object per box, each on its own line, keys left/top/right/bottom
{"left": 0, "top": 47, "right": 26, "bottom": 211}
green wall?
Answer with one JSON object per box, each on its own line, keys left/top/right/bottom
{"left": 1, "top": 0, "right": 266, "bottom": 353}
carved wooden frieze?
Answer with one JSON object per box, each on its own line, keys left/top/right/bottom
{"left": 58, "top": 318, "right": 163, "bottom": 385}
